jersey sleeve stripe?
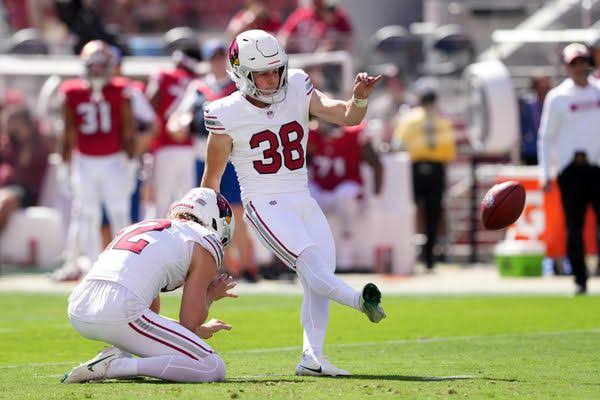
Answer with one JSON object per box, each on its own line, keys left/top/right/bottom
{"left": 204, "top": 119, "right": 223, "bottom": 127}
{"left": 306, "top": 87, "right": 314, "bottom": 96}
{"left": 203, "top": 236, "right": 222, "bottom": 266}
{"left": 208, "top": 127, "right": 226, "bottom": 131}
{"left": 204, "top": 115, "right": 218, "bottom": 119}
{"left": 206, "top": 234, "right": 224, "bottom": 261}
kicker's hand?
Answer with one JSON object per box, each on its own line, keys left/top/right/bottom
{"left": 208, "top": 272, "right": 238, "bottom": 302}
{"left": 352, "top": 72, "right": 382, "bottom": 99}
{"left": 196, "top": 318, "right": 232, "bottom": 339}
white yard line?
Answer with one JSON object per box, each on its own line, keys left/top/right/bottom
{"left": 0, "top": 361, "right": 76, "bottom": 369}
{"left": 226, "top": 373, "right": 475, "bottom": 381}
{"left": 2, "top": 328, "right": 599, "bottom": 370}
{"left": 2, "top": 269, "right": 600, "bottom": 295}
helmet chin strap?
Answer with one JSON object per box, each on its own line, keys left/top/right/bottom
{"left": 246, "top": 70, "right": 284, "bottom": 104}
{"left": 250, "top": 81, "right": 287, "bottom": 104}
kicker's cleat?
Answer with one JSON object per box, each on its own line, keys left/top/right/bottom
{"left": 61, "top": 346, "right": 125, "bottom": 384}
{"left": 360, "top": 283, "right": 386, "bottom": 323}
{"left": 295, "top": 352, "right": 350, "bottom": 377}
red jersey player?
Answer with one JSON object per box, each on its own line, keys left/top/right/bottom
{"left": 54, "top": 40, "right": 135, "bottom": 281}
{"left": 308, "top": 120, "right": 383, "bottom": 270}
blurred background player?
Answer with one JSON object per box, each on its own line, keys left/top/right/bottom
{"left": 201, "top": 30, "right": 385, "bottom": 376}
{"left": 308, "top": 119, "right": 383, "bottom": 271}
{"left": 366, "top": 65, "right": 415, "bottom": 148}
{"left": 52, "top": 40, "right": 135, "bottom": 281}
{"left": 519, "top": 73, "right": 551, "bottom": 166}
{"left": 97, "top": 45, "right": 157, "bottom": 248}
{"left": 146, "top": 28, "right": 201, "bottom": 219}
{"left": 110, "top": 45, "right": 156, "bottom": 150}
{"left": 62, "top": 188, "right": 236, "bottom": 384}
{"left": 538, "top": 43, "right": 600, "bottom": 295}
{"left": 393, "top": 77, "right": 456, "bottom": 272}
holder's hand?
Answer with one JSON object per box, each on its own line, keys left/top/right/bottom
{"left": 208, "top": 272, "right": 238, "bottom": 302}
{"left": 196, "top": 318, "right": 232, "bottom": 339}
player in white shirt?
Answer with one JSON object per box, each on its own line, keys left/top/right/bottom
{"left": 538, "top": 43, "right": 600, "bottom": 295}
{"left": 62, "top": 188, "right": 237, "bottom": 383}
{"left": 201, "top": 29, "right": 385, "bottom": 377}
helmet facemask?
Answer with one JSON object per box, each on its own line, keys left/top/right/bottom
{"left": 231, "top": 63, "right": 288, "bottom": 104}
{"left": 248, "top": 64, "right": 288, "bottom": 104}
{"left": 87, "top": 62, "right": 110, "bottom": 99}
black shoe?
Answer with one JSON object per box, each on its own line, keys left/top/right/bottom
{"left": 575, "top": 283, "right": 587, "bottom": 296}
{"left": 260, "top": 265, "right": 278, "bottom": 280}
{"left": 241, "top": 269, "right": 259, "bottom": 283}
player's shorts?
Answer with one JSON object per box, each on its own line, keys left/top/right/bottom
{"left": 196, "top": 161, "right": 242, "bottom": 205}
{"left": 243, "top": 192, "right": 335, "bottom": 269}
{"left": 68, "top": 280, "right": 214, "bottom": 360}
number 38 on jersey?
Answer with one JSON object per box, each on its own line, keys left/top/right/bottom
{"left": 250, "top": 120, "right": 305, "bottom": 174}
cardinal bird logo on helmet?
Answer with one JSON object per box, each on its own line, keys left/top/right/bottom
{"left": 229, "top": 40, "right": 240, "bottom": 67}
{"left": 216, "top": 192, "right": 233, "bottom": 224}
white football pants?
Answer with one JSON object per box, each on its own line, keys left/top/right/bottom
{"left": 66, "top": 152, "right": 133, "bottom": 264}
{"left": 244, "top": 192, "right": 361, "bottom": 357}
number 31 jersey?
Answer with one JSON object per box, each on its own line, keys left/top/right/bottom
{"left": 59, "top": 77, "right": 129, "bottom": 156}
{"left": 204, "top": 69, "right": 314, "bottom": 203}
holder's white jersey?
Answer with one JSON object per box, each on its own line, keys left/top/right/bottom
{"left": 84, "top": 219, "right": 224, "bottom": 305}
{"left": 205, "top": 68, "right": 314, "bottom": 203}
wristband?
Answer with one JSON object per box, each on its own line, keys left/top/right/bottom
{"left": 352, "top": 96, "right": 368, "bottom": 108}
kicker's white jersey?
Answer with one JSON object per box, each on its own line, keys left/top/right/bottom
{"left": 84, "top": 219, "right": 224, "bottom": 305}
{"left": 205, "top": 68, "right": 314, "bottom": 203}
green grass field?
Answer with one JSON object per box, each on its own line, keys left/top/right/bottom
{"left": 1, "top": 292, "right": 600, "bottom": 399}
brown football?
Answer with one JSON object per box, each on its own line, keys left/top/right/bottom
{"left": 480, "top": 181, "right": 526, "bottom": 230}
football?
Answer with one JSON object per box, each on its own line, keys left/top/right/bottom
{"left": 480, "top": 181, "right": 526, "bottom": 230}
